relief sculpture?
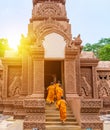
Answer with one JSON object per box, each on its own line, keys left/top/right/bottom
{"left": 8, "top": 76, "right": 22, "bottom": 97}
{"left": 80, "top": 76, "right": 92, "bottom": 98}
{"left": 97, "top": 71, "right": 110, "bottom": 98}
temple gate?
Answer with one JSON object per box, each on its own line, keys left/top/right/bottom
{"left": 1, "top": 0, "right": 110, "bottom": 130}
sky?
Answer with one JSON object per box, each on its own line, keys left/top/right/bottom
{"left": 0, "top": 0, "right": 110, "bottom": 49}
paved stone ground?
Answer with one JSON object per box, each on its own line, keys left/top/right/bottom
{"left": 0, "top": 114, "right": 23, "bottom": 130}
{"left": 0, "top": 114, "right": 109, "bottom": 130}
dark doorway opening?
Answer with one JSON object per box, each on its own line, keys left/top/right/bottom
{"left": 44, "top": 60, "right": 64, "bottom": 98}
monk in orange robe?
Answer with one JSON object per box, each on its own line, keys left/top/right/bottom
{"left": 57, "top": 96, "right": 67, "bottom": 124}
{"left": 46, "top": 82, "right": 55, "bottom": 104}
{"left": 55, "top": 84, "right": 63, "bottom": 108}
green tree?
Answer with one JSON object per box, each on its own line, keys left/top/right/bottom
{"left": 0, "top": 38, "right": 10, "bottom": 57}
{"left": 98, "top": 44, "right": 110, "bottom": 61}
{"left": 83, "top": 38, "right": 110, "bottom": 60}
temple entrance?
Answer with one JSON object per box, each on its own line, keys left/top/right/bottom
{"left": 44, "top": 60, "right": 64, "bottom": 98}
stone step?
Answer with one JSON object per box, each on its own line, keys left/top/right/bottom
{"left": 46, "top": 116, "right": 76, "bottom": 121}
{"left": 46, "top": 125, "right": 81, "bottom": 130}
{"left": 46, "top": 113, "right": 75, "bottom": 117}
{"left": 45, "top": 111, "right": 73, "bottom": 115}
{"left": 45, "top": 103, "right": 81, "bottom": 130}
{"left": 46, "top": 121, "right": 78, "bottom": 125}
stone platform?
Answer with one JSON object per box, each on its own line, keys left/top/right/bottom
{"left": 0, "top": 114, "right": 23, "bottom": 130}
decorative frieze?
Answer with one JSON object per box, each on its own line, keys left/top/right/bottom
{"left": 81, "top": 99, "right": 103, "bottom": 109}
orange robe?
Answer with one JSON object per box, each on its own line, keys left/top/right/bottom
{"left": 46, "top": 85, "right": 55, "bottom": 103}
{"left": 58, "top": 99, "right": 67, "bottom": 122}
{"left": 54, "top": 83, "right": 59, "bottom": 99}
{"left": 55, "top": 86, "right": 63, "bottom": 108}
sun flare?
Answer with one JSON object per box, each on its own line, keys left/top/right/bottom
{"left": 7, "top": 35, "right": 20, "bottom": 50}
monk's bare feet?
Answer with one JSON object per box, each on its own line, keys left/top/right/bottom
{"left": 61, "top": 120, "right": 65, "bottom": 124}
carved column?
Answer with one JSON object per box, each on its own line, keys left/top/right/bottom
{"left": 23, "top": 46, "right": 45, "bottom": 130}
{"left": 92, "top": 66, "right": 99, "bottom": 98}
{"left": 74, "top": 38, "right": 82, "bottom": 95}
{"left": 30, "top": 46, "right": 44, "bottom": 98}
{"left": 21, "top": 49, "right": 29, "bottom": 96}
{"left": 64, "top": 48, "right": 78, "bottom": 100}
{"left": 28, "top": 55, "right": 33, "bottom": 95}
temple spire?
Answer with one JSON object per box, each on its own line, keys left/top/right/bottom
{"left": 33, "top": 0, "right": 66, "bottom": 6}
{"left": 31, "top": 0, "right": 67, "bottom": 22}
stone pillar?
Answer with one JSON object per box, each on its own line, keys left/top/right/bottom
{"left": 92, "top": 66, "right": 99, "bottom": 98}
{"left": 23, "top": 46, "right": 45, "bottom": 130}
{"left": 21, "top": 49, "right": 29, "bottom": 96}
{"left": 30, "top": 46, "right": 44, "bottom": 98}
{"left": 74, "top": 37, "right": 82, "bottom": 95}
{"left": 28, "top": 55, "right": 33, "bottom": 95}
{"left": 65, "top": 48, "right": 78, "bottom": 100}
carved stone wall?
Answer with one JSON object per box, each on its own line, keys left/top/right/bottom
{"left": 97, "top": 71, "right": 110, "bottom": 98}
{"left": 8, "top": 66, "right": 22, "bottom": 97}
{"left": 80, "top": 67, "right": 92, "bottom": 98}
{"left": 80, "top": 99, "right": 103, "bottom": 130}
{"left": 1, "top": 58, "right": 22, "bottom": 115}
{"left": 23, "top": 97, "right": 45, "bottom": 130}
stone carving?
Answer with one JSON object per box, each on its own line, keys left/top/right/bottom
{"left": 32, "top": 0, "right": 66, "bottom": 19}
{"left": 81, "top": 122, "right": 103, "bottom": 130}
{"left": 25, "top": 114, "right": 45, "bottom": 122}
{"left": 81, "top": 114, "right": 101, "bottom": 122}
{"left": 24, "top": 99, "right": 45, "bottom": 108}
{"left": 81, "top": 99, "right": 102, "bottom": 108}
{"left": 8, "top": 66, "right": 22, "bottom": 97}
{"left": 8, "top": 76, "right": 21, "bottom": 97}
{"left": 80, "top": 68, "right": 92, "bottom": 98}
{"left": 80, "top": 77, "right": 92, "bottom": 98}
{"left": 97, "top": 71, "right": 110, "bottom": 98}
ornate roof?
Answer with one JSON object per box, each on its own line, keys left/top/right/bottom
{"left": 97, "top": 61, "right": 110, "bottom": 69}
{"left": 80, "top": 51, "right": 96, "bottom": 59}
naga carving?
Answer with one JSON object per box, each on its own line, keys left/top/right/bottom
{"left": 80, "top": 68, "right": 92, "bottom": 98}
{"left": 8, "top": 66, "right": 22, "bottom": 97}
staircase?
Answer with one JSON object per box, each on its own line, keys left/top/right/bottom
{"left": 45, "top": 103, "right": 81, "bottom": 130}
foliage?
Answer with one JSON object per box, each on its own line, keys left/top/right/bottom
{"left": 18, "top": 34, "right": 33, "bottom": 56}
{"left": 83, "top": 38, "right": 110, "bottom": 60}
{"left": 98, "top": 44, "right": 110, "bottom": 61}
{"left": 0, "top": 38, "right": 10, "bottom": 57}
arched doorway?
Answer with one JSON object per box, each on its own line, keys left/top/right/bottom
{"left": 42, "top": 33, "right": 66, "bottom": 98}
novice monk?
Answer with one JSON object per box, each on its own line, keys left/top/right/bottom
{"left": 55, "top": 84, "right": 63, "bottom": 109}
{"left": 57, "top": 96, "right": 67, "bottom": 124}
{"left": 46, "top": 82, "right": 55, "bottom": 104}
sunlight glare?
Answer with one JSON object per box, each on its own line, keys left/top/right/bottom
{"left": 8, "top": 35, "right": 20, "bottom": 50}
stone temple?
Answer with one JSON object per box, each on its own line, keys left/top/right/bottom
{"left": 0, "top": 0, "right": 110, "bottom": 130}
